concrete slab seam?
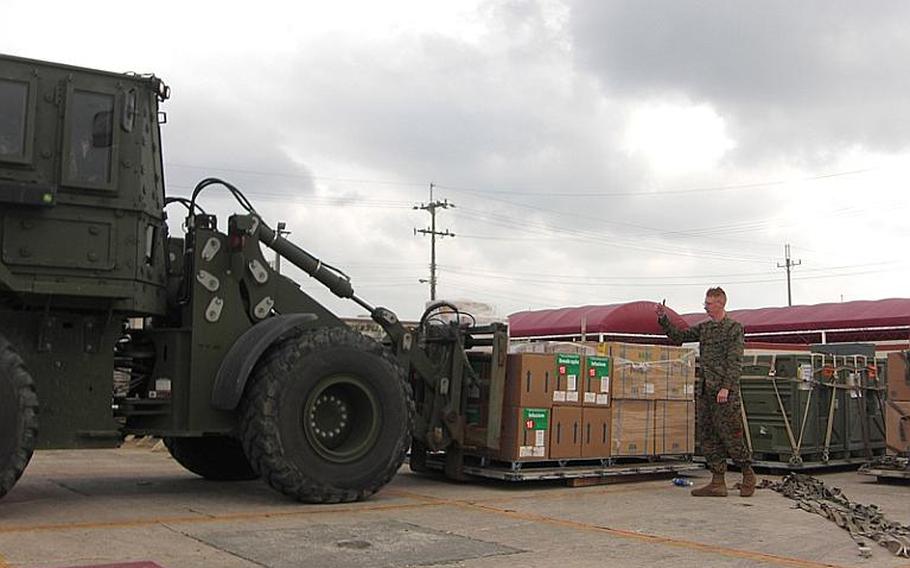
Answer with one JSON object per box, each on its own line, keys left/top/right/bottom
{"left": 453, "top": 479, "right": 674, "bottom": 506}
{"left": 391, "top": 489, "right": 854, "bottom": 568}
{"left": 0, "top": 500, "right": 442, "bottom": 535}
{"left": 159, "top": 523, "right": 270, "bottom": 568}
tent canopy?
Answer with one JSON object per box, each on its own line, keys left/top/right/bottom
{"left": 509, "top": 298, "right": 910, "bottom": 344}
{"left": 681, "top": 298, "right": 910, "bottom": 333}
{"left": 509, "top": 300, "right": 688, "bottom": 338}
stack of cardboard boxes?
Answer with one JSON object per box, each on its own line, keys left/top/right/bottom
{"left": 599, "top": 342, "right": 696, "bottom": 457}
{"left": 886, "top": 351, "right": 910, "bottom": 455}
{"left": 494, "top": 352, "right": 610, "bottom": 461}
{"left": 474, "top": 341, "right": 695, "bottom": 463}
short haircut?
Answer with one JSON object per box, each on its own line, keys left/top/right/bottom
{"left": 706, "top": 287, "right": 727, "bottom": 304}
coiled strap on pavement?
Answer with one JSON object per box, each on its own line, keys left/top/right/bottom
{"left": 759, "top": 473, "right": 910, "bottom": 559}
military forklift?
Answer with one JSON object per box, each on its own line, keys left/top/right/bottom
{"left": 0, "top": 54, "right": 507, "bottom": 503}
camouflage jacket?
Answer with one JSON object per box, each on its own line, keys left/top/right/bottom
{"left": 658, "top": 314, "right": 744, "bottom": 392}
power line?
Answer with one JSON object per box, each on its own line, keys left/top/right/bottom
{"left": 442, "top": 263, "right": 895, "bottom": 288}
{"left": 439, "top": 261, "right": 896, "bottom": 285}
{"left": 434, "top": 167, "right": 873, "bottom": 197}
{"left": 451, "top": 205, "right": 776, "bottom": 264}
{"left": 165, "top": 162, "right": 425, "bottom": 188}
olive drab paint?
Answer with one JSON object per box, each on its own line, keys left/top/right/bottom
{"left": 2, "top": 54, "right": 528, "bottom": 504}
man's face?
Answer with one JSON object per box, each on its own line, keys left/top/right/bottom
{"left": 704, "top": 295, "right": 725, "bottom": 321}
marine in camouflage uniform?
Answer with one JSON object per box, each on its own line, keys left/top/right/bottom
{"left": 657, "top": 287, "right": 755, "bottom": 497}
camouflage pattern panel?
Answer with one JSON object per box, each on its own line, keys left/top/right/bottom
{"left": 0, "top": 54, "right": 169, "bottom": 315}
{"left": 658, "top": 314, "right": 701, "bottom": 345}
{"left": 697, "top": 317, "right": 744, "bottom": 392}
{"left": 697, "top": 394, "right": 752, "bottom": 473}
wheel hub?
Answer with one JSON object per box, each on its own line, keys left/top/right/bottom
{"left": 309, "top": 394, "right": 351, "bottom": 443}
{"left": 302, "top": 375, "right": 380, "bottom": 464}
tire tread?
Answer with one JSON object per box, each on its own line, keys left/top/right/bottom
{"left": 240, "top": 326, "right": 413, "bottom": 503}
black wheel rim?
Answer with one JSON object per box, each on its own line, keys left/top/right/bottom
{"left": 302, "top": 374, "right": 380, "bottom": 464}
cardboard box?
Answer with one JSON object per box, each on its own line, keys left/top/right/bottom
{"left": 885, "top": 401, "right": 910, "bottom": 455}
{"left": 611, "top": 400, "right": 655, "bottom": 456}
{"left": 598, "top": 342, "right": 695, "bottom": 401}
{"left": 887, "top": 352, "right": 910, "bottom": 401}
{"left": 553, "top": 353, "right": 582, "bottom": 406}
{"left": 550, "top": 406, "right": 583, "bottom": 459}
{"left": 504, "top": 353, "right": 556, "bottom": 408}
{"left": 510, "top": 341, "right": 596, "bottom": 356}
{"left": 654, "top": 401, "right": 695, "bottom": 455}
{"left": 582, "top": 355, "right": 611, "bottom": 407}
{"left": 582, "top": 407, "right": 612, "bottom": 458}
{"left": 497, "top": 406, "right": 550, "bottom": 461}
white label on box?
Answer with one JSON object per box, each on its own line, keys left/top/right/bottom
{"left": 685, "top": 384, "right": 695, "bottom": 395}
{"left": 596, "top": 394, "right": 609, "bottom": 405}
{"left": 567, "top": 376, "right": 577, "bottom": 390}
{"left": 645, "top": 383, "right": 655, "bottom": 395}
{"left": 520, "top": 446, "right": 532, "bottom": 457}
{"left": 799, "top": 364, "right": 813, "bottom": 382}
{"left": 535, "top": 430, "right": 545, "bottom": 447}
{"left": 584, "top": 392, "right": 596, "bottom": 403}
{"left": 601, "top": 378, "right": 610, "bottom": 393}
{"left": 533, "top": 446, "right": 545, "bottom": 457}
{"left": 567, "top": 391, "right": 579, "bottom": 402}
{"left": 553, "top": 391, "right": 566, "bottom": 402}
{"left": 155, "top": 378, "right": 172, "bottom": 392}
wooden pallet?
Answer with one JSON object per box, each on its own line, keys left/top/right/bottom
{"left": 857, "top": 456, "right": 910, "bottom": 481}
{"left": 748, "top": 447, "right": 885, "bottom": 469}
{"left": 419, "top": 453, "right": 702, "bottom": 485}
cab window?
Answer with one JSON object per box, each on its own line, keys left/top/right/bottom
{"left": 0, "top": 78, "right": 28, "bottom": 160}
{"left": 64, "top": 89, "right": 115, "bottom": 187}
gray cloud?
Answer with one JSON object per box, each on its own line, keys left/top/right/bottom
{"left": 26, "top": 0, "right": 899, "bottom": 318}
{"left": 569, "top": 1, "right": 910, "bottom": 162}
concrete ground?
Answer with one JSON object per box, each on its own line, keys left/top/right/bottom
{"left": 1, "top": 445, "right": 909, "bottom": 568}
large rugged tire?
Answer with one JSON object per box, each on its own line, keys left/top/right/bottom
{"left": 163, "top": 436, "right": 259, "bottom": 481}
{"left": 240, "top": 326, "right": 413, "bottom": 503}
{"left": 0, "top": 335, "right": 39, "bottom": 499}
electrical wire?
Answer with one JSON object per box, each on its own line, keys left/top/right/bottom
{"left": 434, "top": 167, "right": 874, "bottom": 198}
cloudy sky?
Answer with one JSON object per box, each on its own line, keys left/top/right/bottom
{"left": 3, "top": 1, "right": 909, "bottom": 321}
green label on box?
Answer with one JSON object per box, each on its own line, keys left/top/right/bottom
{"left": 522, "top": 407, "right": 549, "bottom": 430}
{"left": 587, "top": 356, "right": 610, "bottom": 378}
{"left": 465, "top": 404, "right": 481, "bottom": 425}
{"left": 556, "top": 353, "right": 581, "bottom": 377}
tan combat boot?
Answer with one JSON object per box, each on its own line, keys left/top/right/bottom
{"left": 740, "top": 466, "right": 756, "bottom": 497}
{"left": 691, "top": 473, "right": 727, "bottom": 497}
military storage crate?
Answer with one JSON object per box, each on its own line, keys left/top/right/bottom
{"left": 740, "top": 348, "right": 886, "bottom": 466}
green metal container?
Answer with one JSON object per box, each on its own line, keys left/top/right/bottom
{"left": 740, "top": 353, "right": 885, "bottom": 465}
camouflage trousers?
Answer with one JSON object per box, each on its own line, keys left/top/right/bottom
{"left": 697, "top": 390, "right": 752, "bottom": 474}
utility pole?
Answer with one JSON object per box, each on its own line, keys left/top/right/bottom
{"left": 777, "top": 243, "right": 801, "bottom": 307}
{"left": 414, "top": 183, "right": 454, "bottom": 301}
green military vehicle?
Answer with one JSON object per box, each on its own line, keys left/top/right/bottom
{"left": 0, "top": 54, "right": 507, "bottom": 503}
